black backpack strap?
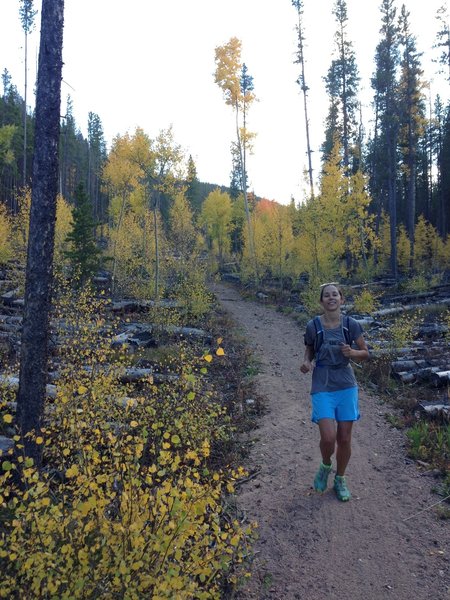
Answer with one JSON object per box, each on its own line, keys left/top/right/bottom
{"left": 313, "top": 316, "right": 323, "bottom": 354}
{"left": 342, "top": 315, "right": 351, "bottom": 345}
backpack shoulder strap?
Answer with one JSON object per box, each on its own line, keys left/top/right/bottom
{"left": 342, "top": 315, "right": 351, "bottom": 345}
{"left": 313, "top": 316, "right": 323, "bottom": 353}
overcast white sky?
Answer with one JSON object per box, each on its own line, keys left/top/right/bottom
{"left": 1, "top": 0, "right": 448, "bottom": 204}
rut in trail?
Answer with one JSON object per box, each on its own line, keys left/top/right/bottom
{"left": 213, "top": 283, "right": 449, "bottom": 600}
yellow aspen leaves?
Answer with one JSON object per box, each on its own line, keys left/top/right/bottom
{"left": 201, "top": 440, "right": 210, "bottom": 458}
{"left": 204, "top": 354, "right": 213, "bottom": 363}
{"left": 216, "top": 347, "right": 225, "bottom": 356}
{"left": 130, "top": 420, "right": 139, "bottom": 428}
{"left": 65, "top": 465, "right": 79, "bottom": 478}
{"left": 35, "top": 437, "right": 44, "bottom": 445}
{"left": 77, "top": 385, "right": 88, "bottom": 395}
{"left": 2, "top": 414, "right": 13, "bottom": 424}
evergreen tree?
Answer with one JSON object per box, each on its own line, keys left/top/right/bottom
{"left": 64, "top": 182, "right": 101, "bottom": 283}
{"left": 434, "top": 4, "right": 450, "bottom": 82}
{"left": 431, "top": 95, "right": 446, "bottom": 231}
{"left": 369, "top": 0, "right": 400, "bottom": 279}
{"left": 438, "top": 100, "right": 450, "bottom": 237}
{"left": 322, "top": 0, "right": 360, "bottom": 173}
{"left": 398, "top": 5, "right": 426, "bottom": 269}
{"left": 59, "top": 95, "right": 89, "bottom": 201}
{"left": 185, "top": 154, "right": 202, "bottom": 214}
{"left": 87, "top": 111, "right": 107, "bottom": 225}
{"left": 229, "top": 142, "right": 243, "bottom": 199}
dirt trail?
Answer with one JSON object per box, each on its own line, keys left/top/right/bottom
{"left": 212, "top": 282, "right": 449, "bottom": 600}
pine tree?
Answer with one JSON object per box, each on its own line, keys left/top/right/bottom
{"left": 64, "top": 183, "right": 101, "bottom": 283}
{"left": 398, "top": 5, "right": 426, "bottom": 270}
{"left": 322, "top": 0, "right": 360, "bottom": 173}
{"left": 438, "top": 100, "right": 450, "bottom": 237}
{"left": 87, "top": 111, "right": 107, "bottom": 227}
{"left": 369, "top": 0, "right": 400, "bottom": 279}
{"left": 185, "top": 154, "right": 202, "bottom": 214}
{"left": 434, "top": 4, "right": 450, "bottom": 81}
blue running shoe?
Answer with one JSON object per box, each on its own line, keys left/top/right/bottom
{"left": 334, "top": 475, "right": 351, "bottom": 501}
{"left": 313, "top": 462, "right": 332, "bottom": 492}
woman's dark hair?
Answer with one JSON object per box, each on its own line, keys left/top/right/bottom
{"left": 319, "top": 283, "right": 343, "bottom": 301}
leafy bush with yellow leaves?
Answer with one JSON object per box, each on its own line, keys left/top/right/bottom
{"left": 352, "top": 288, "right": 380, "bottom": 314}
{"left": 0, "top": 285, "right": 253, "bottom": 599}
{"left": 0, "top": 204, "right": 13, "bottom": 265}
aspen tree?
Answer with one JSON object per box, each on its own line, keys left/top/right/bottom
{"left": 199, "top": 189, "right": 232, "bottom": 268}
{"left": 214, "top": 38, "right": 257, "bottom": 282}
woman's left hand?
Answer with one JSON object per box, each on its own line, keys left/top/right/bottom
{"left": 340, "top": 343, "right": 352, "bottom": 358}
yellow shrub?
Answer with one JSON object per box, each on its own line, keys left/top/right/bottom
{"left": 353, "top": 288, "right": 380, "bottom": 314}
{"left": 0, "top": 285, "right": 253, "bottom": 598}
{"left": 0, "top": 204, "right": 12, "bottom": 264}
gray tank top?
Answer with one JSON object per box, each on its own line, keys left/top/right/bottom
{"left": 310, "top": 319, "right": 358, "bottom": 393}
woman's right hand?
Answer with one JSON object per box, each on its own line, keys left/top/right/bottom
{"left": 300, "top": 360, "right": 312, "bottom": 374}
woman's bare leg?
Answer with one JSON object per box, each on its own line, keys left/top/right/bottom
{"left": 318, "top": 418, "right": 336, "bottom": 465}
{"left": 335, "top": 421, "right": 354, "bottom": 476}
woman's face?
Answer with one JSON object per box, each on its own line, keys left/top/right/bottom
{"left": 320, "top": 285, "right": 343, "bottom": 311}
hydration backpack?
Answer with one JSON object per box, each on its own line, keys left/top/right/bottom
{"left": 312, "top": 315, "right": 351, "bottom": 355}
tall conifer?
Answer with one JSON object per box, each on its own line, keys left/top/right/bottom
{"left": 322, "top": 0, "right": 360, "bottom": 173}
{"left": 370, "top": 0, "right": 400, "bottom": 278}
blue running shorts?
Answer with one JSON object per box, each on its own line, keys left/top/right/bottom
{"left": 311, "top": 387, "right": 360, "bottom": 423}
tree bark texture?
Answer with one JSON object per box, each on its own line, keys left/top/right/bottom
{"left": 17, "top": 0, "right": 65, "bottom": 461}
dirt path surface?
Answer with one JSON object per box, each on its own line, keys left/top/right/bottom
{"left": 212, "top": 282, "right": 449, "bottom": 600}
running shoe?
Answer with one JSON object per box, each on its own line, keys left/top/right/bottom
{"left": 313, "top": 462, "right": 332, "bottom": 492}
{"left": 333, "top": 475, "right": 351, "bottom": 501}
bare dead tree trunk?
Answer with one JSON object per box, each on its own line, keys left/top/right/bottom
{"left": 23, "top": 28, "right": 28, "bottom": 187}
{"left": 293, "top": 0, "right": 314, "bottom": 198}
{"left": 17, "top": 0, "right": 65, "bottom": 465}
{"left": 236, "top": 104, "right": 258, "bottom": 285}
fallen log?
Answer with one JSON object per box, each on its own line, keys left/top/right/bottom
{"left": 391, "top": 367, "right": 440, "bottom": 384}
{"left": 109, "top": 299, "right": 180, "bottom": 312}
{"left": 416, "top": 401, "right": 450, "bottom": 420}
{"left": 1, "top": 289, "right": 20, "bottom": 306}
{"left": 0, "top": 375, "right": 57, "bottom": 399}
{"left": 430, "top": 370, "right": 450, "bottom": 387}
{"left": 0, "top": 436, "right": 14, "bottom": 455}
{"left": 417, "top": 324, "right": 448, "bottom": 337}
{"left": 373, "top": 297, "right": 450, "bottom": 317}
{"left": 119, "top": 368, "right": 179, "bottom": 384}
{"left": 391, "top": 359, "right": 429, "bottom": 372}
